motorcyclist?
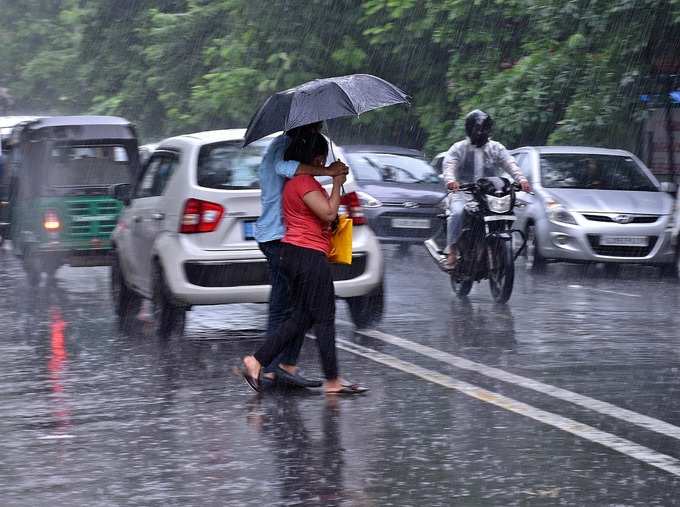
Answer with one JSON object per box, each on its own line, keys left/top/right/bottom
{"left": 442, "top": 110, "right": 531, "bottom": 268}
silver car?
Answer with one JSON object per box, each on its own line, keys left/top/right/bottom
{"left": 336, "top": 145, "right": 445, "bottom": 246}
{"left": 509, "top": 146, "right": 678, "bottom": 275}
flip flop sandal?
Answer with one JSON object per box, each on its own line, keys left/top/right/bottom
{"left": 235, "top": 366, "right": 263, "bottom": 393}
{"left": 243, "top": 371, "right": 262, "bottom": 392}
{"left": 327, "top": 384, "right": 369, "bottom": 395}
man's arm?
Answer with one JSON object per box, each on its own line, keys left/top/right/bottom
{"left": 442, "top": 143, "right": 462, "bottom": 190}
{"left": 497, "top": 146, "right": 526, "bottom": 182}
{"left": 495, "top": 143, "right": 531, "bottom": 191}
{"left": 272, "top": 137, "right": 347, "bottom": 178}
{"left": 294, "top": 161, "right": 347, "bottom": 177}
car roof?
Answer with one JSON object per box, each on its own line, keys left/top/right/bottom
{"left": 340, "top": 144, "right": 425, "bottom": 158}
{"left": 512, "top": 145, "right": 632, "bottom": 156}
{"left": 25, "top": 115, "right": 132, "bottom": 129}
{"left": 159, "top": 128, "right": 280, "bottom": 147}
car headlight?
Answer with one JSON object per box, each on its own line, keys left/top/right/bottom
{"left": 485, "top": 194, "right": 511, "bottom": 214}
{"left": 356, "top": 191, "right": 382, "bottom": 208}
{"left": 545, "top": 198, "right": 577, "bottom": 225}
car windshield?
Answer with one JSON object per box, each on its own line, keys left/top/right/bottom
{"left": 346, "top": 153, "right": 439, "bottom": 184}
{"left": 540, "top": 154, "right": 657, "bottom": 191}
{"left": 48, "top": 143, "right": 132, "bottom": 187}
{"left": 197, "top": 139, "right": 270, "bottom": 190}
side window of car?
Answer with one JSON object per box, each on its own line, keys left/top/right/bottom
{"left": 151, "top": 152, "right": 178, "bottom": 196}
{"left": 135, "top": 156, "right": 162, "bottom": 199}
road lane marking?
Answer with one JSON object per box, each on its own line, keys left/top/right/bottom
{"left": 335, "top": 338, "right": 680, "bottom": 477}
{"left": 339, "top": 322, "right": 680, "bottom": 442}
{"left": 567, "top": 284, "right": 640, "bottom": 298}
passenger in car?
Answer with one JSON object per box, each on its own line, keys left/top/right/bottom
{"left": 254, "top": 122, "right": 348, "bottom": 389}
{"left": 242, "top": 132, "right": 367, "bottom": 395}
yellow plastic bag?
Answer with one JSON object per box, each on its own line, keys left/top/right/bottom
{"left": 328, "top": 215, "right": 353, "bottom": 265}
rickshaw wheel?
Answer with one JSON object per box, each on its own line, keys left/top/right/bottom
{"left": 21, "top": 250, "right": 41, "bottom": 286}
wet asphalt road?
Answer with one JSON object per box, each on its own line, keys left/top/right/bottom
{"left": 2, "top": 245, "right": 680, "bottom": 506}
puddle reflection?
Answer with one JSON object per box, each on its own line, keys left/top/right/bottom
{"left": 247, "top": 395, "right": 347, "bottom": 505}
{"left": 47, "top": 305, "right": 72, "bottom": 437}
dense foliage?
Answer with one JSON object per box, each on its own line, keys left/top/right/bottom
{"left": 1, "top": 0, "right": 678, "bottom": 155}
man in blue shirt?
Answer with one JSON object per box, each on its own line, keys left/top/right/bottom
{"left": 255, "top": 122, "right": 348, "bottom": 388}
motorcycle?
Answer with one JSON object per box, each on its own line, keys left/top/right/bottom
{"left": 424, "top": 176, "right": 527, "bottom": 303}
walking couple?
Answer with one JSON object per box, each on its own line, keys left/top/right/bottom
{"left": 240, "top": 122, "right": 367, "bottom": 396}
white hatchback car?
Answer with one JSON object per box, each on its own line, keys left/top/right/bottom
{"left": 110, "top": 129, "right": 385, "bottom": 337}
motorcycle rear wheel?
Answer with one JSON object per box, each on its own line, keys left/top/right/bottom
{"left": 488, "top": 241, "right": 515, "bottom": 303}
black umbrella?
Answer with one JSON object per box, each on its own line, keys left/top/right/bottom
{"left": 243, "top": 74, "right": 410, "bottom": 146}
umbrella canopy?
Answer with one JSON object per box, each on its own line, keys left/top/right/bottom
{"left": 243, "top": 74, "right": 410, "bottom": 146}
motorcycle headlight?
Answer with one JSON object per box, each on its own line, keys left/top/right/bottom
{"left": 356, "top": 191, "right": 382, "bottom": 208}
{"left": 485, "top": 194, "right": 512, "bottom": 213}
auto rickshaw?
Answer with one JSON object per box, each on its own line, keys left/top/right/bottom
{"left": 0, "top": 116, "right": 42, "bottom": 244}
{"left": 5, "top": 116, "right": 140, "bottom": 284}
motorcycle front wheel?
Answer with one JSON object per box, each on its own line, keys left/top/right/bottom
{"left": 488, "top": 240, "right": 515, "bottom": 303}
{"left": 450, "top": 275, "right": 473, "bottom": 297}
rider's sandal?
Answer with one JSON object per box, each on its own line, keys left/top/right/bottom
{"left": 440, "top": 255, "right": 458, "bottom": 272}
{"left": 439, "top": 257, "right": 454, "bottom": 271}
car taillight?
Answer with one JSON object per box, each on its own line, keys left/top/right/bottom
{"left": 340, "top": 191, "right": 367, "bottom": 225}
{"left": 43, "top": 210, "right": 61, "bottom": 231}
{"left": 180, "top": 198, "right": 224, "bottom": 234}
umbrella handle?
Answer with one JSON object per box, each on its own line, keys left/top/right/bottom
{"left": 325, "top": 126, "right": 346, "bottom": 196}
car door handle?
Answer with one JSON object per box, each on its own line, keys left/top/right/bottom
{"left": 151, "top": 212, "right": 165, "bottom": 221}
{"left": 133, "top": 215, "right": 142, "bottom": 223}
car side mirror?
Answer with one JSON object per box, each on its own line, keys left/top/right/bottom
{"left": 660, "top": 181, "right": 678, "bottom": 195}
{"left": 110, "top": 183, "right": 132, "bottom": 205}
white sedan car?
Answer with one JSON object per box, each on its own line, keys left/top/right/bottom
{"left": 110, "top": 129, "right": 384, "bottom": 337}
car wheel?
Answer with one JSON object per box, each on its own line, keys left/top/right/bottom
{"left": 347, "top": 280, "right": 384, "bottom": 329}
{"left": 525, "top": 224, "right": 546, "bottom": 272}
{"left": 660, "top": 247, "right": 680, "bottom": 280}
{"left": 152, "top": 261, "right": 186, "bottom": 338}
{"left": 111, "top": 252, "right": 142, "bottom": 330}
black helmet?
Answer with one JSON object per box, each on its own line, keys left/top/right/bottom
{"left": 465, "top": 110, "right": 493, "bottom": 147}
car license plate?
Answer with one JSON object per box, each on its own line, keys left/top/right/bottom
{"left": 391, "top": 218, "right": 431, "bottom": 229}
{"left": 600, "top": 235, "right": 648, "bottom": 247}
{"left": 242, "top": 220, "right": 257, "bottom": 240}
